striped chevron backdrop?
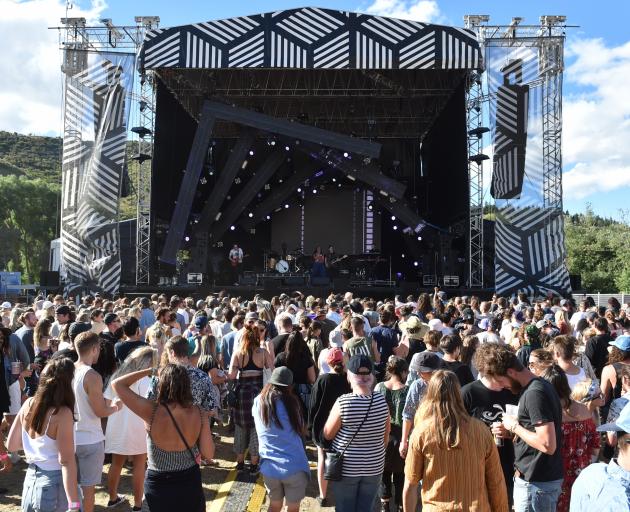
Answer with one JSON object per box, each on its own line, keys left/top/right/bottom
{"left": 60, "top": 52, "right": 134, "bottom": 295}
{"left": 139, "top": 8, "right": 481, "bottom": 70}
{"left": 487, "top": 44, "right": 571, "bottom": 297}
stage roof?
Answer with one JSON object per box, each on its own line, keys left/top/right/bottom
{"left": 139, "top": 7, "right": 481, "bottom": 71}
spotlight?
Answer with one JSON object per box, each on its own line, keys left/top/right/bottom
{"left": 249, "top": 150, "right": 254, "bottom": 156}
{"left": 284, "top": 204, "right": 289, "bottom": 209}
{"left": 413, "top": 261, "right": 419, "bottom": 267}
{"left": 264, "top": 184, "right": 271, "bottom": 190}
{"left": 367, "top": 202, "right": 373, "bottom": 211}
{"left": 417, "top": 236, "right": 422, "bottom": 241}
{"left": 297, "top": 187, "right": 302, "bottom": 193}
{"left": 393, "top": 225, "right": 398, "bottom": 230}
{"left": 312, "top": 189, "right": 317, "bottom": 194}
{"left": 270, "top": 139, "right": 276, "bottom": 146}
{"left": 285, "top": 145, "right": 290, "bottom": 151}
{"left": 332, "top": 178, "right": 336, "bottom": 182}
{"left": 234, "top": 177, "right": 241, "bottom": 184}
{"left": 248, "top": 212, "right": 253, "bottom": 218}
{"left": 343, "top": 152, "right": 349, "bottom": 158}
{"left": 184, "top": 236, "right": 190, "bottom": 242}
{"left": 401, "top": 253, "right": 405, "bottom": 258}
{"left": 230, "top": 225, "right": 235, "bottom": 231}
{"left": 391, "top": 215, "right": 396, "bottom": 221}
{"left": 266, "top": 215, "right": 271, "bottom": 220}
{"left": 278, "top": 179, "right": 283, "bottom": 184}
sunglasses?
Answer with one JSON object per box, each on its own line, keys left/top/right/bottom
{"left": 355, "top": 370, "right": 372, "bottom": 376}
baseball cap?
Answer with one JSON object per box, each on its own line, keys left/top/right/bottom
{"left": 196, "top": 300, "right": 206, "bottom": 309}
{"left": 428, "top": 318, "right": 445, "bottom": 332}
{"left": 462, "top": 309, "right": 475, "bottom": 322}
{"left": 610, "top": 335, "right": 630, "bottom": 352}
{"left": 268, "top": 366, "right": 294, "bottom": 387}
{"left": 41, "top": 300, "right": 54, "bottom": 310}
{"left": 347, "top": 354, "right": 373, "bottom": 375}
{"left": 598, "top": 401, "right": 630, "bottom": 432}
{"left": 560, "top": 299, "right": 570, "bottom": 307}
{"left": 103, "top": 313, "right": 118, "bottom": 325}
{"left": 526, "top": 324, "right": 540, "bottom": 338}
{"left": 68, "top": 322, "right": 92, "bottom": 341}
{"left": 56, "top": 305, "right": 71, "bottom": 315}
{"left": 1, "top": 301, "right": 11, "bottom": 310}
{"left": 326, "top": 347, "right": 344, "bottom": 366}
{"left": 410, "top": 352, "right": 443, "bottom": 373}
{"left": 194, "top": 315, "right": 209, "bottom": 330}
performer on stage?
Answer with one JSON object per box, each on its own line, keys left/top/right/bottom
{"left": 228, "top": 243, "right": 243, "bottom": 285}
{"left": 312, "top": 246, "right": 327, "bottom": 278}
{"left": 325, "top": 244, "right": 338, "bottom": 278}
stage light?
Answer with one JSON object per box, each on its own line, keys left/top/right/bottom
{"left": 284, "top": 204, "right": 289, "bottom": 209}
{"left": 184, "top": 236, "right": 190, "bottom": 242}
{"left": 401, "top": 254, "right": 405, "bottom": 258}
{"left": 199, "top": 177, "right": 207, "bottom": 185}
{"left": 297, "top": 187, "right": 302, "bottom": 193}
{"left": 266, "top": 215, "right": 271, "bottom": 220}
{"left": 270, "top": 140, "right": 276, "bottom": 146}
{"left": 264, "top": 184, "right": 270, "bottom": 190}
{"left": 367, "top": 202, "right": 373, "bottom": 211}
{"left": 248, "top": 212, "right": 253, "bottom": 218}
{"left": 234, "top": 177, "right": 241, "bottom": 184}
{"left": 414, "top": 261, "right": 419, "bottom": 267}
{"left": 249, "top": 150, "right": 254, "bottom": 156}
{"left": 241, "top": 161, "right": 248, "bottom": 169}
{"left": 417, "top": 236, "right": 422, "bottom": 241}
{"left": 332, "top": 178, "right": 336, "bottom": 182}
{"left": 343, "top": 152, "right": 349, "bottom": 158}
{"left": 230, "top": 225, "right": 235, "bottom": 231}
{"left": 285, "top": 145, "right": 290, "bottom": 151}
{"left": 313, "top": 189, "right": 317, "bottom": 194}
{"left": 393, "top": 225, "right": 398, "bottom": 230}
{"left": 391, "top": 215, "right": 396, "bottom": 221}
{"left": 469, "top": 154, "right": 489, "bottom": 164}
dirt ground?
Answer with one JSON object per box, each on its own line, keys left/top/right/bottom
{"left": 0, "top": 425, "right": 335, "bottom": 512}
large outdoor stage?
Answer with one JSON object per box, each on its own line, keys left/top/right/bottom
{"left": 56, "top": 10, "right": 572, "bottom": 298}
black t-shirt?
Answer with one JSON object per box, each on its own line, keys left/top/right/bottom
{"left": 514, "top": 377, "right": 563, "bottom": 482}
{"left": 442, "top": 360, "right": 474, "bottom": 387}
{"left": 308, "top": 372, "right": 352, "bottom": 446}
{"left": 461, "top": 380, "right": 519, "bottom": 486}
{"left": 585, "top": 333, "right": 612, "bottom": 378}
{"left": 406, "top": 338, "right": 426, "bottom": 364}
{"left": 371, "top": 325, "right": 399, "bottom": 363}
{"left": 114, "top": 340, "right": 146, "bottom": 363}
{"left": 274, "top": 351, "right": 314, "bottom": 385}
{"left": 271, "top": 333, "right": 290, "bottom": 355}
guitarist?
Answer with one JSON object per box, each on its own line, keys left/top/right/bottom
{"left": 228, "top": 243, "right": 243, "bottom": 285}
{"left": 325, "top": 245, "right": 340, "bottom": 278}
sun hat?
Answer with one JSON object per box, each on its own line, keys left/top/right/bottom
{"left": 268, "top": 366, "right": 294, "bottom": 387}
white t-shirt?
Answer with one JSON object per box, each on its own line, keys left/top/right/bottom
{"left": 318, "top": 348, "right": 333, "bottom": 374}
{"left": 478, "top": 331, "right": 501, "bottom": 344}
{"left": 229, "top": 248, "right": 243, "bottom": 262}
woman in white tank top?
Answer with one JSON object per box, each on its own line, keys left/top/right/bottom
{"left": 7, "top": 356, "right": 81, "bottom": 512}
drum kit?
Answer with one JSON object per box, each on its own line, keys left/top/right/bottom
{"left": 266, "top": 249, "right": 308, "bottom": 274}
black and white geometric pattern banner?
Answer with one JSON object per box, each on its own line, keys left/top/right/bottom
{"left": 487, "top": 44, "right": 571, "bottom": 297}
{"left": 60, "top": 51, "right": 134, "bottom": 295}
{"left": 139, "top": 8, "right": 481, "bottom": 70}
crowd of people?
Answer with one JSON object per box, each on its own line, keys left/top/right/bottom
{"left": 1, "top": 289, "right": 630, "bottom": 511}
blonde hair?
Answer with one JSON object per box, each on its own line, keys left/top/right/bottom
{"left": 111, "top": 346, "right": 157, "bottom": 381}
{"left": 416, "top": 370, "right": 469, "bottom": 449}
{"left": 571, "top": 378, "right": 594, "bottom": 403}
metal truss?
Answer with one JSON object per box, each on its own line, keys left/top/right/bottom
{"left": 464, "top": 69, "right": 485, "bottom": 288}
{"left": 133, "top": 18, "right": 160, "bottom": 285}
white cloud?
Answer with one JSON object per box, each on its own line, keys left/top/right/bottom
{"left": 0, "top": 0, "right": 106, "bottom": 135}
{"left": 363, "top": 0, "right": 441, "bottom": 23}
{"left": 562, "top": 38, "right": 630, "bottom": 199}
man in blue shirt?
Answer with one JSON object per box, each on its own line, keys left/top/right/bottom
{"left": 138, "top": 297, "right": 155, "bottom": 336}
{"left": 571, "top": 401, "right": 630, "bottom": 511}
{"left": 370, "top": 309, "right": 400, "bottom": 379}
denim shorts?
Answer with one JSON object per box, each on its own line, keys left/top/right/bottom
{"left": 22, "top": 464, "right": 67, "bottom": 512}
{"left": 76, "top": 441, "right": 105, "bottom": 486}
{"left": 513, "top": 476, "right": 563, "bottom": 512}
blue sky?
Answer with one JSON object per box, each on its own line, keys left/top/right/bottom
{"left": 2, "top": 0, "right": 630, "bottom": 219}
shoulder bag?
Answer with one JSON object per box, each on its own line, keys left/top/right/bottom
{"left": 324, "top": 393, "right": 374, "bottom": 481}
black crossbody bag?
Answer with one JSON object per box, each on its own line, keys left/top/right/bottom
{"left": 324, "top": 393, "right": 374, "bottom": 481}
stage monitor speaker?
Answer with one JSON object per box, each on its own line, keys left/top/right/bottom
{"left": 311, "top": 276, "right": 330, "bottom": 286}
{"left": 422, "top": 275, "right": 437, "bottom": 286}
{"left": 443, "top": 275, "right": 460, "bottom": 287}
{"left": 40, "top": 271, "right": 60, "bottom": 288}
{"left": 187, "top": 273, "right": 203, "bottom": 285}
{"left": 239, "top": 275, "right": 257, "bottom": 286}
{"left": 283, "top": 276, "right": 305, "bottom": 287}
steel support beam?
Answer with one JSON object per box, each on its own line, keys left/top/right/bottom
{"left": 209, "top": 150, "right": 286, "bottom": 241}
{"left": 202, "top": 101, "right": 381, "bottom": 158}
{"left": 373, "top": 195, "right": 427, "bottom": 234}
{"left": 159, "top": 102, "right": 216, "bottom": 264}
{"left": 240, "top": 161, "right": 321, "bottom": 230}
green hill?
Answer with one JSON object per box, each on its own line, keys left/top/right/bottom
{"left": 0, "top": 131, "right": 62, "bottom": 181}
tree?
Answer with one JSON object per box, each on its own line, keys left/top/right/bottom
{"left": 0, "top": 175, "right": 59, "bottom": 282}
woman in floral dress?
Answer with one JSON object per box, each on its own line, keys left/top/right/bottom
{"left": 542, "top": 365, "right": 600, "bottom": 512}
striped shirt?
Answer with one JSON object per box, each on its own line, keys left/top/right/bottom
{"left": 331, "top": 392, "right": 389, "bottom": 477}
{"left": 405, "top": 416, "right": 509, "bottom": 511}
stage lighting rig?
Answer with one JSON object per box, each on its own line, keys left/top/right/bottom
{"left": 463, "top": 14, "right": 490, "bottom": 28}
{"left": 540, "top": 15, "right": 567, "bottom": 26}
